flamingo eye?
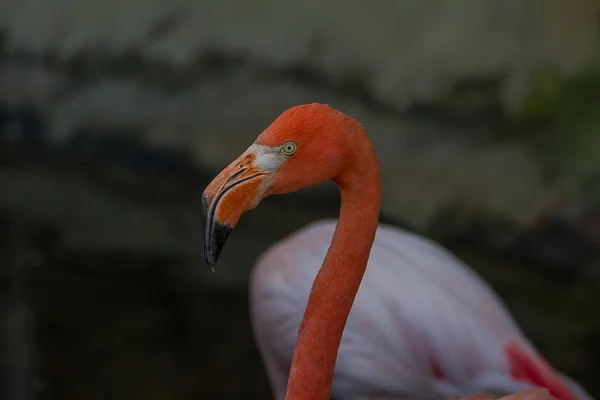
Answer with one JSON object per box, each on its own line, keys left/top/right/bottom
{"left": 281, "top": 141, "right": 297, "bottom": 156}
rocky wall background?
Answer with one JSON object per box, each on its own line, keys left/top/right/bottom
{"left": 0, "top": 0, "right": 599, "bottom": 399}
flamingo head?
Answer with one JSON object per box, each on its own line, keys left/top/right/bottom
{"left": 201, "top": 103, "right": 364, "bottom": 268}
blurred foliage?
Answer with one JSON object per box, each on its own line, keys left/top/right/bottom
{"left": 517, "top": 59, "right": 600, "bottom": 187}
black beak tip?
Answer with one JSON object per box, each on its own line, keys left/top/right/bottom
{"left": 205, "top": 253, "right": 218, "bottom": 270}
{"left": 203, "top": 222, "right": 232, "bottom": 270}
{"left": 201, "top": 192, "right": 233, "bottom": 271}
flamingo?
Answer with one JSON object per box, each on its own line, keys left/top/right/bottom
{"left": 249, "top": 219, "right": 593, "bottom": 400}
{"left": 201, "top": 103, "right": 593, "bottom": 400}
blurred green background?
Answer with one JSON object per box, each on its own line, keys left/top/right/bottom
{"left": 0, "top": 0, "right": 599, "bottom": 399}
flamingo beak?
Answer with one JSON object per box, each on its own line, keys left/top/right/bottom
{"left": 201, "top": 151, "right": 273, "bottom": 269}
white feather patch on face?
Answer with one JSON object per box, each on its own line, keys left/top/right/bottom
{"left": 248, "top": 143, "right": 288, "bottom": 172}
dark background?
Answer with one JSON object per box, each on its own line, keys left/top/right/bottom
{"left": 1, "top": 1, "right": 600, "bottom": 399}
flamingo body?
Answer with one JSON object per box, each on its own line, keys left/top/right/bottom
{"left": 250, "top": 219, "right": 592, "bottom": 400}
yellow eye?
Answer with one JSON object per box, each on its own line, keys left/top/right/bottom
{"left": 281, "top": 141, "right": 297, "bottom": 156}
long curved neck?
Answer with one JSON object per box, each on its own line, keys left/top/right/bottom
{"left": 285, "top": 140, "right": 382, "bottom": 400}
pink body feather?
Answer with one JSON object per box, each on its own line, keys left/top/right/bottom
{"left": 250, "top": 219, "right": 592, "bottom": 400}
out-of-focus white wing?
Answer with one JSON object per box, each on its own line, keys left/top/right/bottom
{"left": 249, "top": 219, "right": 592, "bottom": 400}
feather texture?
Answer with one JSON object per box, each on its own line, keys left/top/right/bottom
{"left": 249, "top": 219, "right": 592, "bottom": 400}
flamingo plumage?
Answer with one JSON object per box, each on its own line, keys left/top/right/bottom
{"left": 250, "top": 219, "right": 593, "bottom": 400}
{"left": 201, "top": 103, "right": 593, "bottom": 400}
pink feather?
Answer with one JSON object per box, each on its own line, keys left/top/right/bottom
{"left": 249, "top": 219, "right": 593, "bottom": 400}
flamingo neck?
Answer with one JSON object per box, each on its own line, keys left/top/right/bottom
{"left": 284, "top": 144, "right": 382, "bottom": 400}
